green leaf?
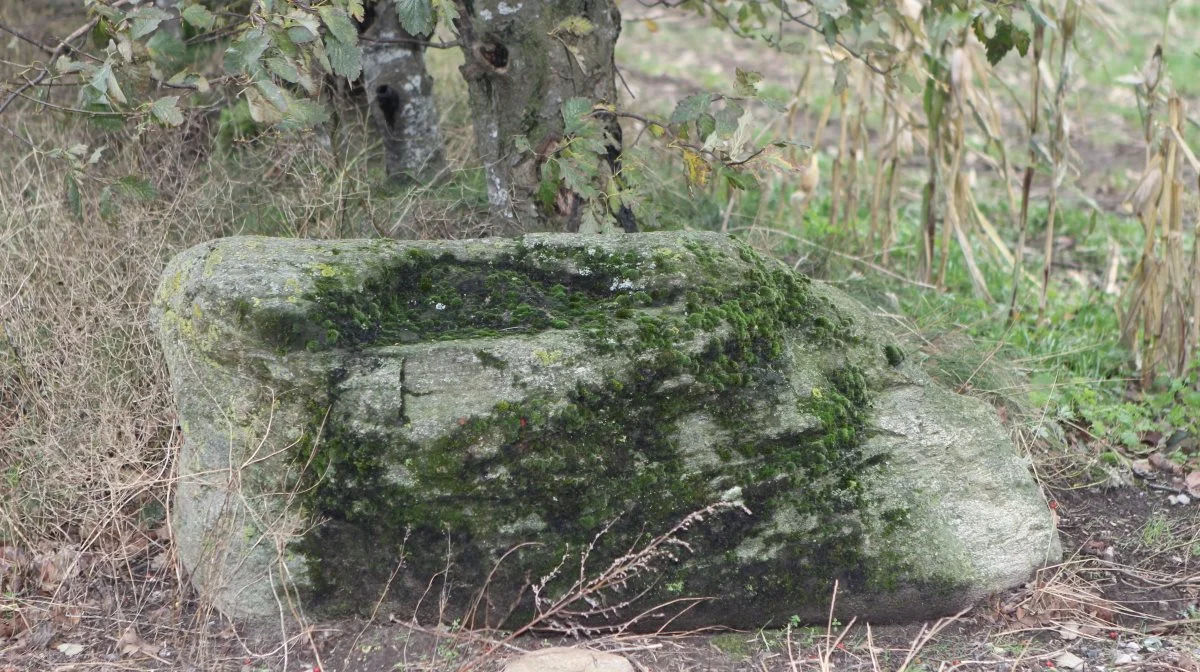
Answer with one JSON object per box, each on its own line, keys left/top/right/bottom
{"left": 734, "top": 68, "right": 762, "bottom": 97}
{"left": 820, "top": 12, "right": 838, "bottom": 47}
{"left": 280, "top": 98, "right": 331, "bottom": 130}
{"left": 811, "top": 0, "right": 849, "bottom": 19}
{"left": 90, "top": 17, "right": 115, "bottom": 49}
{"left": 113, "top": 175, "right": 158, "bottom": 201}
{"left": 128, "top": 7, "right": 172, "bottom": 40}
{"left": 317, "top": 5, "right": 358, "bottom": 46}
{"left": 64, "top": 173, "right": 82, "bottom": 220}
{"left": 714, "top": 102, "right": 743, "bottom": 136}
{"left": 723, "top": 168, "right": 758, "bottom": 191}
{"left": 181, "top": 4, "right": 216, "bottom": 30}
{"left": 696, "top": 113, "right": 716, "bottom": 140}
{"left": 268, "top": 24, "right": 300, "bottom": 58}
{"left": 536, "top": 160, "right": 561, "bottom": 210}
{"left": 254, "top": 79, "right": 288, "bottom": 112}
{"left": 224, "top": 30, "right": 270, "bottom": 74}
{"left": 266, "top": 57, "right": 302, "bottom": 85}
{"left": 84, "top": 103, "right": 124, "bottom": 130}
{"left": 669, "top": 93, "right": 713, "bottom": 124}
{"left": 561, "top": 97, "right": 593, "bottom": 135}
{"left": 105, "top": 68, "right": 126, "bottom": 105}
{"left": 88, "top": 62, "right": 126, "bottom": 106}
{"left": 99, "top": 186, "right": 118, "bottom": 221}
{"left": 324, "top": 36, "right": 362, "bottom": 80}
{"left": 89, "top": 63, "right": 112, "bottom": 97}
{"left": 432, "top": 0, "right": 460, "bottom": 25}
{"left": 149, "top": 96, "right": 184, "bottom": 126}
{"left": 396, "top": 0, "right": 435, "bottom": 37}
{"left": 559, "top": 154, "right": 600, "bottom": 199}
{"left": 984, "top": 20, "right": 1031, "bottom": 65}
{"left": 578, "top": 205, "right": 602, "bottom": 234}
{"left": 245, "top": 87, "right": 284, "bottom": 124}
{"left": 287, "top": 25, "right": 318, "bottom": 44}
{"left": 146, "top": 29, "right": 187, "bottom": 68}
{"left": 267, "top": 55, "right": 314, "bottom": 92}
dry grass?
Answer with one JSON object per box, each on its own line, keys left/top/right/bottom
{"left": 0, "top": 5, "right": 488, "bottom": 660}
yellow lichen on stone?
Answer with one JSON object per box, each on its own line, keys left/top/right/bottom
{"left": 203, "top": 249, "right": 224, "bottom": 278}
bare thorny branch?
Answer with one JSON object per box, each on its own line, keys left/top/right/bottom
{"left": 456, "top": 500, "right": 749, "bottom": 672}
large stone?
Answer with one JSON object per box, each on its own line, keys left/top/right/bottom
{"left": 152, "top": 232, "right": 1060, "bottom": 631}
{"left": 503, "top": 647, "right": 633, "bottom": 672}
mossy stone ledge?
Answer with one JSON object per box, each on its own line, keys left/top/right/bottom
{"left": 152, "top": 231, "right": 1060, "bottom": 630}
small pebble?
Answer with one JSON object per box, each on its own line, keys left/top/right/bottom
{"left": 1113, "top": 653, "right": 1133, "bottom": 665}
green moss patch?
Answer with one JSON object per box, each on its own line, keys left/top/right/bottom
{"left": 286, "top": 235, "right": 908, "bottom": 626}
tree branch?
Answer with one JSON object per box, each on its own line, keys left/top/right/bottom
{"left": 0, "top": 21, "right": 57, "bottom": 55}
{"left": 0, "top": 0, "right": 133, "bottom": 119}
{"left": 359, "top": 35, "right": 460, "bottom": 49}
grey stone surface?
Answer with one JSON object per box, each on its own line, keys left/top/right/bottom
{"left": 503, "top": 647, "right": 634, "bottom": 672}
{"left": 152, "top": 231, "right": 1060, "bottom": 630}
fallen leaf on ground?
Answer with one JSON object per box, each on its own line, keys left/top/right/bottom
{"left": 116, "top": 627, "right": 161, "bottom": 658}
{"left": 55, "top": 642, "right": 85, "bottom": 656}
{"left": 1055, "top": 651, "right": 1085, "bottom": 670}
{"left": 1185, "top": 471, "right": 1200, "bottom": 498}
{"left": 1148, "top": 452, "right": 1182, "bottom": 475}
{"left": 1131, "top": 459, "right": 1154, "bottom": 477}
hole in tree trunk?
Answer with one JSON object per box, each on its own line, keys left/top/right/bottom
{"left": 375, "top": 85, "right": 400, "bottom": 128}
{"left": 478, "top": 41, "right": 509, "bottom": 71}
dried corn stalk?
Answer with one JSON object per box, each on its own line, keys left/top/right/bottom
{"left": 1119, "top": 89, "right": 1197, "bottom": 385}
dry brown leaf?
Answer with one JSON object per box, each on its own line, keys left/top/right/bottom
{"left": 35, "top": 547, "right": 78, "bottom": 594}
{"left": 53, "top": 605, "right": 82, "bottom": 631}
{"left": 116, "top": 627, "right": 161, "bottom": 658}
{"left": 1185, "top": 471, "right": 1200, "bottom": 498}
{"left": 1080, "top": 539, "right": 1110, "bottom": 557}
{"left": 1131, "top": 459, "right": 1154, "bottom": 478}
{"left": 1148, "top": 452, "right": 1183, "bottom": 475}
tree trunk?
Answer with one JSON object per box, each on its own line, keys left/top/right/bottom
{"left": 452, "top": 0, "right": 627, "bottom": 229}
{"left": 361, "top": 2, "right": 446, "bottom": 183}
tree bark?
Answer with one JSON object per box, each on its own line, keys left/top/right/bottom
{"left": 452, "top": 0, "right": 626, "bottom": 229}
{"left": 361, "top": 2, "right": 446, "bottom": 183}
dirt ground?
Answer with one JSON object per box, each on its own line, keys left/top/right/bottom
{"left": 1, "top": 467, "right": 1195, "bottom": 672}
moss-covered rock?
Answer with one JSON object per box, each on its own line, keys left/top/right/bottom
{"left": 152, "top": 232, "right": 1059, "bottom": 631}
